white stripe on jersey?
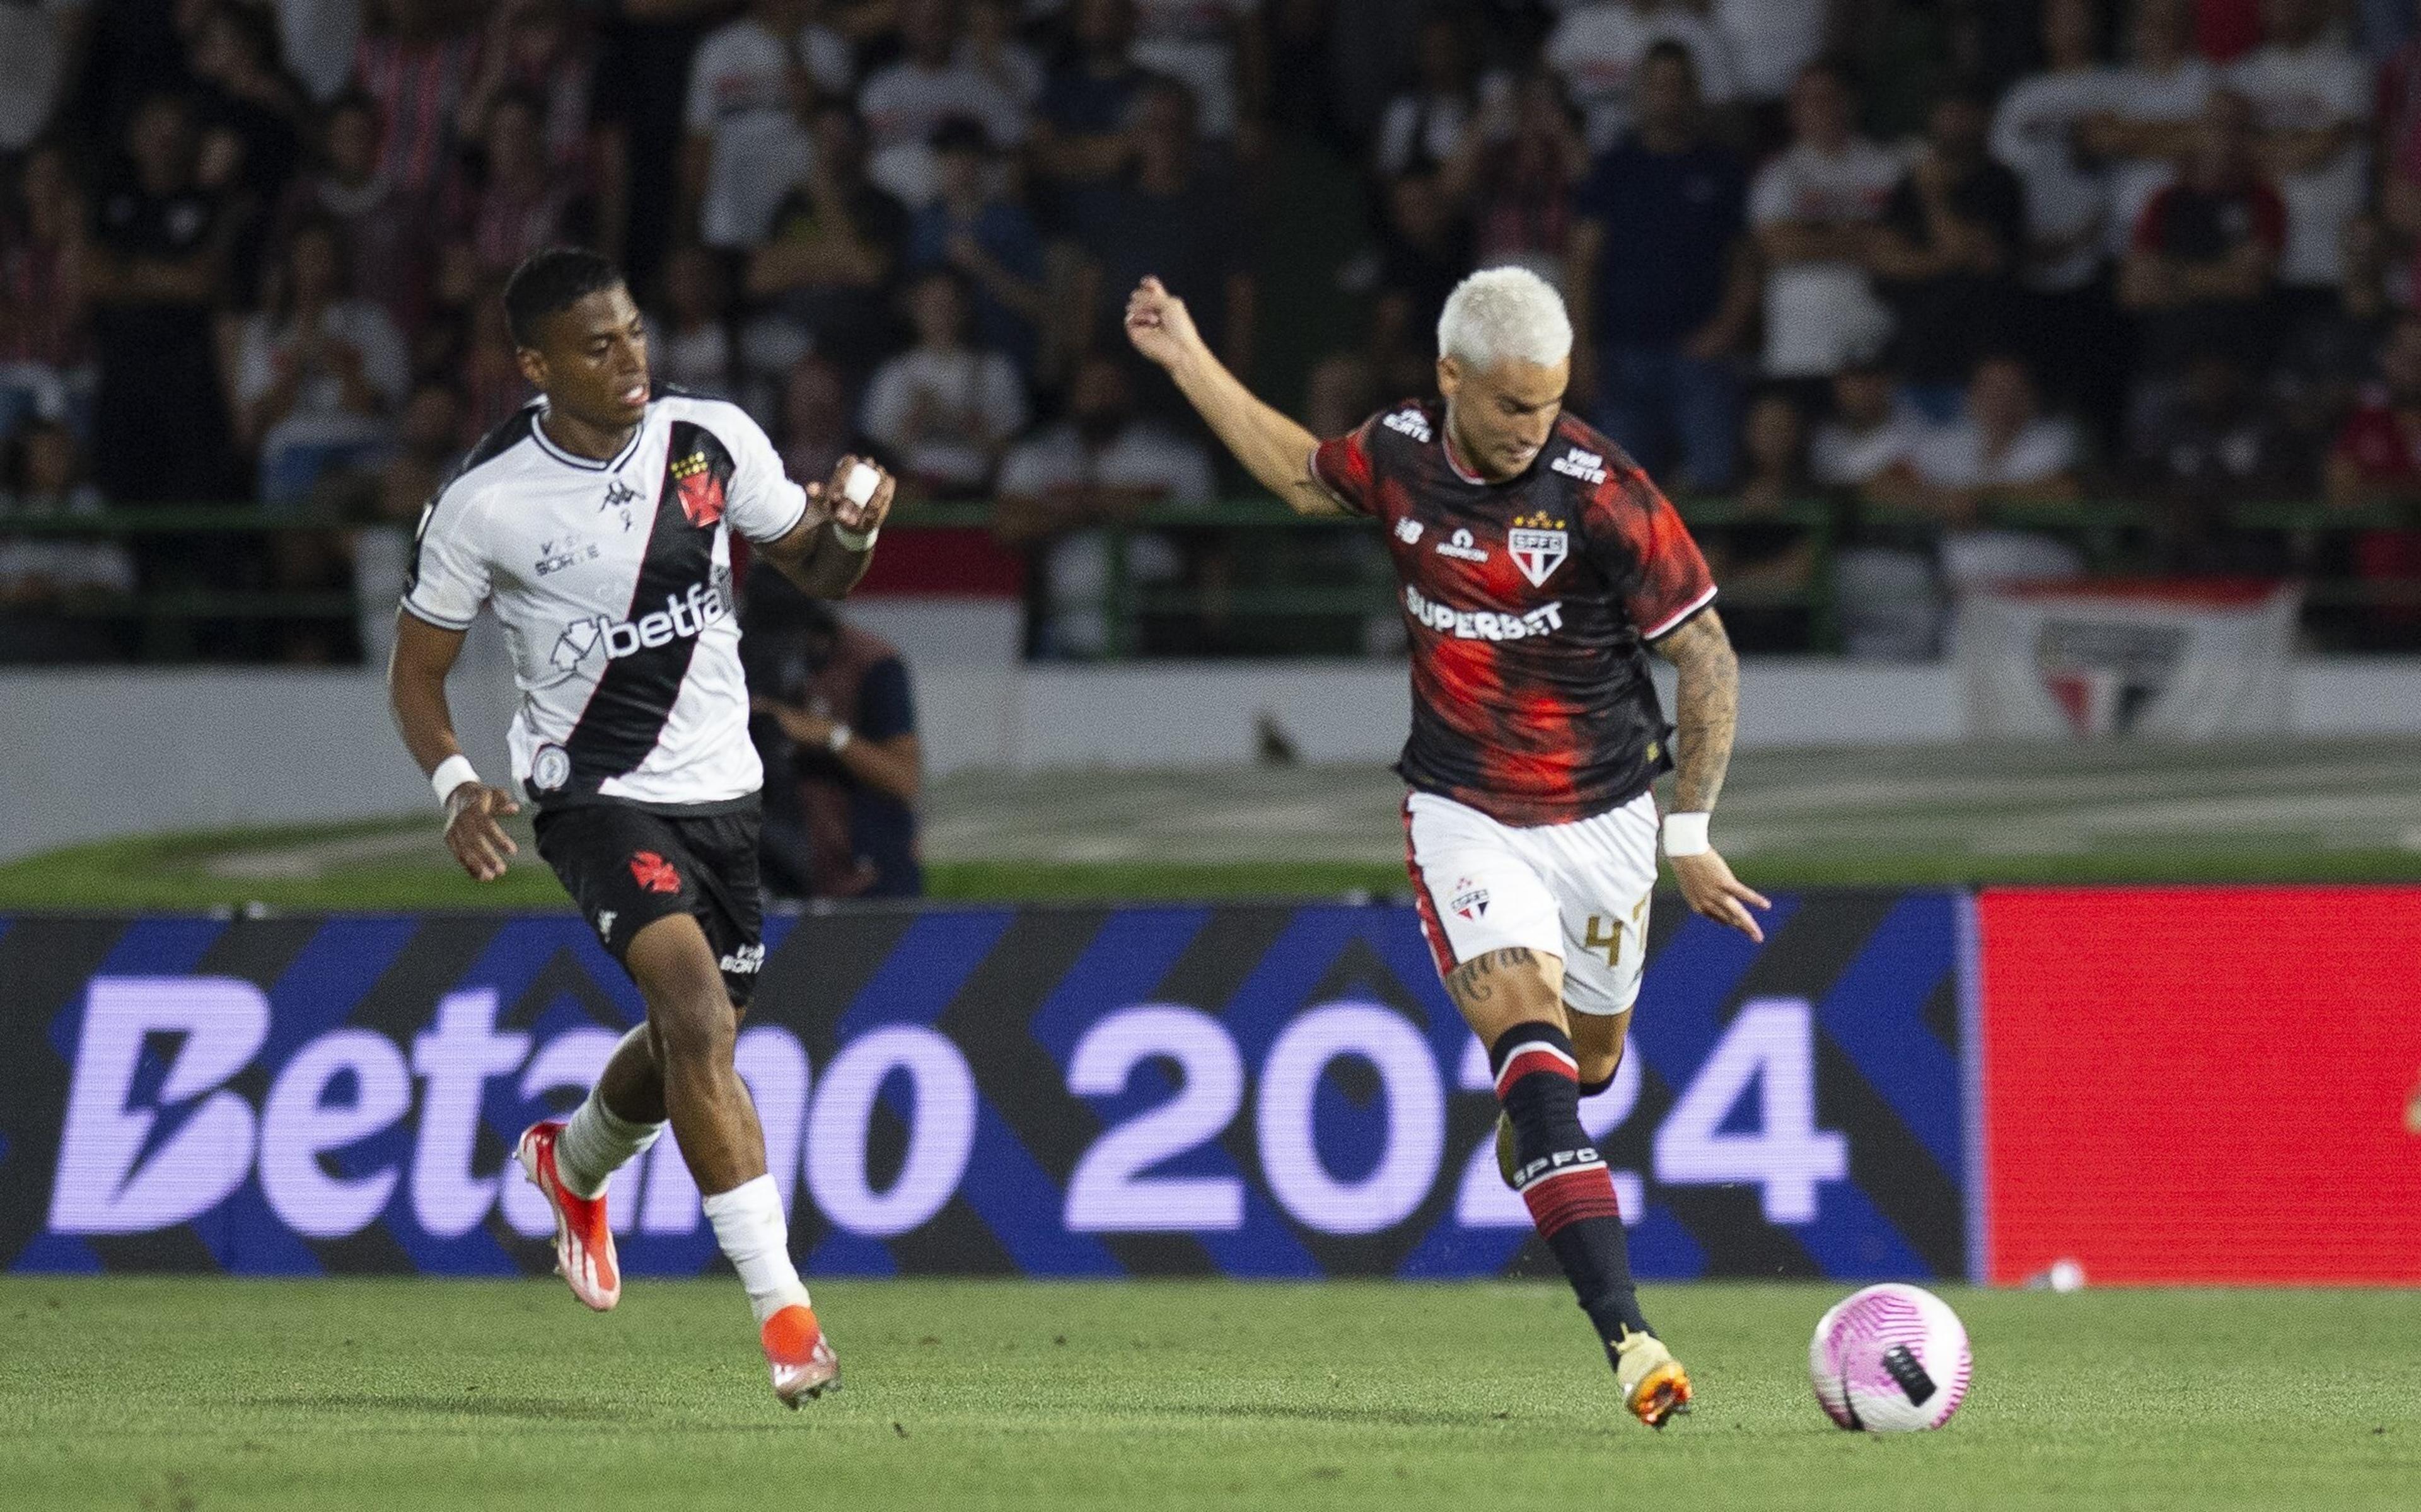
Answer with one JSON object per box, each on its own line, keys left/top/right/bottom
{"left": 404, "top": 391, "right": 810, "bottom": 809}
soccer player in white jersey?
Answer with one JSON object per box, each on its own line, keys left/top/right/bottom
{"left": 388, "top": 249, "right": 896, "bottom": 1407}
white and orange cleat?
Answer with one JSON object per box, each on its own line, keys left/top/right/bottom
{"left": 1614, "top": 1332, "right": 1693, "bottom": 1429}
{"left": 516, "top": 1120, "right": 620, "bottom": 1312}
{"left": 763, "top": 1304, "right": 840, "bottom": 1408}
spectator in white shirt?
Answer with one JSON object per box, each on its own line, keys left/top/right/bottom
{"left": 1884, "top": 354, "right": 2087, "bottom": 592}
{"left": 682, "top": 0, "right": 856, "bottom": 248}
{"left": 1547, "top": 0, "right": 1739, "bottom": 154}
{"left": 1750, "top": 60, "right": 1901, "bottom": 382}
{"left": 962, "top": 0, "right": 1045, "bottom": 107}
{"left": 995, "top": 352, "right": 1214, "bottom": 658}
{"left": 1130, "top": 0, "right": 1265, "bottom": 144}
{"left": 1811, "top": 352, "right": 1927, "bottom": 492}
{"left": 2227, "top": 0, "right": 2374, "bottom": 295}
{"left": 650, "top": 245, "right": 736, "bottom": 402}
{"left": 234, "top": 217, "right": 410, "bottom": 509}
{"left": 1374, "top": 11, "right": 1493, "bottom": 180}
{"left": 0, "top": 0, "right": 88, "bottom": 153}
{"left": 859, "top": 0, "right": 1030, "bottom": 209}
{"left": 0, "top": 416, "right": 131, "bottom": 665}
{"left": 1993, "top": 0, "right": 2114, "bottom": 300}
{"left": 1709, "top": 0, "right": 1826, "bottom": 105}
{"left": 860, "top": 268, "right": 1029, "bottom": 496}
{"left": 1992, "top": 0, "right": 2129, "bottom": 442}
{"left": 2079, "top": 0, "right": 2215, "bottom": 264}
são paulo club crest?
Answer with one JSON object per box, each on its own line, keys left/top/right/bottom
{"left": 671, "top": 449, "right": 725, "bottom": 528}
{"left": 1508, "top": 512, "right": 1569, "bottom": 588}
{"left": 1450, "top": 876, "right": 1489, "bottom": 921}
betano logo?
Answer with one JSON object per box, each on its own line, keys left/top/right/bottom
{"left": 44, "top": 976, "right": 978, "bottom": 1244}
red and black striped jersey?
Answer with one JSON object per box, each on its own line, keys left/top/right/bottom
{"left": 1313, "top": 400, "right": 1716, "bottom": 828}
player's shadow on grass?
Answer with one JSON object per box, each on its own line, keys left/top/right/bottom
{"left": 237, "top": 1392, "right": 629, "bottom": 1423}
{"left": 1191, "top": 1402, "right": 1486, "bottom": 1430}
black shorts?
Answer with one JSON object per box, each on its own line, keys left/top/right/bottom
{"left": 534, "top": 802, "right": 766, "bottom": 1007}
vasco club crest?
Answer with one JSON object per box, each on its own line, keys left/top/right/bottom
{"left": 671, "top": 450, "right": 725, "bottom": 528}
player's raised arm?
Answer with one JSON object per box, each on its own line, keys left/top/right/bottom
{"left": 1123, "top": 277, "right": 1348, "bottom": 517}
{"left": 1651, "top": 608, "right": 1770, "bottom": 942}
{"left": 388, "top": 610, "right": 521, "bottom": 882}
{"left": 753, "top": 454, "right": 899, "bottom": 599}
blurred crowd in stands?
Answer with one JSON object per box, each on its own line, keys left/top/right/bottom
{"left": 7, "top": 0, "right": 2421, "bottom": 662}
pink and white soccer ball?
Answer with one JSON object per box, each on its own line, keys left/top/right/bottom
{"left": 1808, "top": 1284, "right": 1973, "bottom": 1433}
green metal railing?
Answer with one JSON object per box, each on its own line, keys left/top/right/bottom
{"left": 3, "top": 493, "right": 2413, "bottom": 659}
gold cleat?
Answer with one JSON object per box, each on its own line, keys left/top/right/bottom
{"left": 1614, "top": 1332, "right": 1692, "bottom": 1429}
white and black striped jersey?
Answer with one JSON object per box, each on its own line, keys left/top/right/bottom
{"left": 402, "top": 389, "right": 809, "bottom": 812}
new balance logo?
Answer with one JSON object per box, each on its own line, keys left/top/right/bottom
{"left": 1383, "top": 408, "right": 1432, "bottom": 442}
{"left": 1550, "top": 448, "right": 1608, "bottom": 485}
{"left": 549, "top": 580, "right": 729, "bottom": 672}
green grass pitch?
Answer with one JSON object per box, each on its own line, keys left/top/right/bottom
{"left": 4, "top": 1278, "right": 2415, "bottom": 1511}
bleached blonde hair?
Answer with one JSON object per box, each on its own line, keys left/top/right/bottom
{"left": 1436, "top": 265, "right": 1572, "bottom": 371}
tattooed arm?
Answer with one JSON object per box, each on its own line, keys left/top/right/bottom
{"left": 1652, "top": 608, "right": 1770, "bottom": 941}
{"left": 1656, "top": 608, "right": 1740, "bottom": 812}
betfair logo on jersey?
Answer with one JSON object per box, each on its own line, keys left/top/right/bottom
{"left": 1550, "top": 447, "right": 1608, "bottom": 485}
{"left": 1383, "top": 408, "right": 1432, "bottom": 442}
{"left": 1403, "top": 583, "right": 1564, "bottom": 641}
{"left": 550, "top": 580, "right": 730, "bottom": 671}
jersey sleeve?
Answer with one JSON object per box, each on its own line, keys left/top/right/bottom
{"left": 1587, "top": 470, "right": 1717, "bottom": 642}
{"left": 400, "top": 484, "right": 492, "bottom": 630}
{"left": 717, "top": 402, "right": 812, "bottom": 545}
{"left": 1308, "top": 415, "right": 1382, "bottom": 516}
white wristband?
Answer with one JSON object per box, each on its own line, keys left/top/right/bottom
{"left": 826, "top": 722, "right": 853, "bottom": 754}
{"left": 833, "top": 462, "right": 881, "bottom": 551}
{"left": 431, "top": 754, "right": 480, "bottom": 807}
{"left": 1661, "top": 811, "right": 1711, "bottom": 858}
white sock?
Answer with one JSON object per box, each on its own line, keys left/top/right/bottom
{"left": 702, "top": 1174, "right": 811, "bottom": 1325}
{"left": 555, "top": 1064, "right": 665, "bottom": 1199}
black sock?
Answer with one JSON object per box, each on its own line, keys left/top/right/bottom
{"left": 1492, "top": 1020, "right": 1652, "bottom": 1348}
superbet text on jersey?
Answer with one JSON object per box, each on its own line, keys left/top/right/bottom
{"left": 1312, "top": 401, "right": 1717, "bottom": 827}
{"left": 402, "top": 388, "right": 809, "bottom": 811}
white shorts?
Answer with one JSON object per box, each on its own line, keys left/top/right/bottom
{"left": 1403, "top": 788, "right": 1659, "bottom": 1017}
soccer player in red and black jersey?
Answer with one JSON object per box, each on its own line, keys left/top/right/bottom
{"left": 1127, "top": 266, "right": 1767, "bottom": 1428}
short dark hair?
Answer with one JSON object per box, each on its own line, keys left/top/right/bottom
{"left": 502, "top": 246, "right": 623, "bottom": 349}
{"left": 1640, "top": 39, "right": 1697, "bottom": 81}
{"left": 929, "top": 113, "right": 992, "bottom": 157}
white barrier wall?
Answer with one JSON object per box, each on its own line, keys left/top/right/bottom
{"left": 6, "top": 651, "right": 2421, "bottom": 861}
